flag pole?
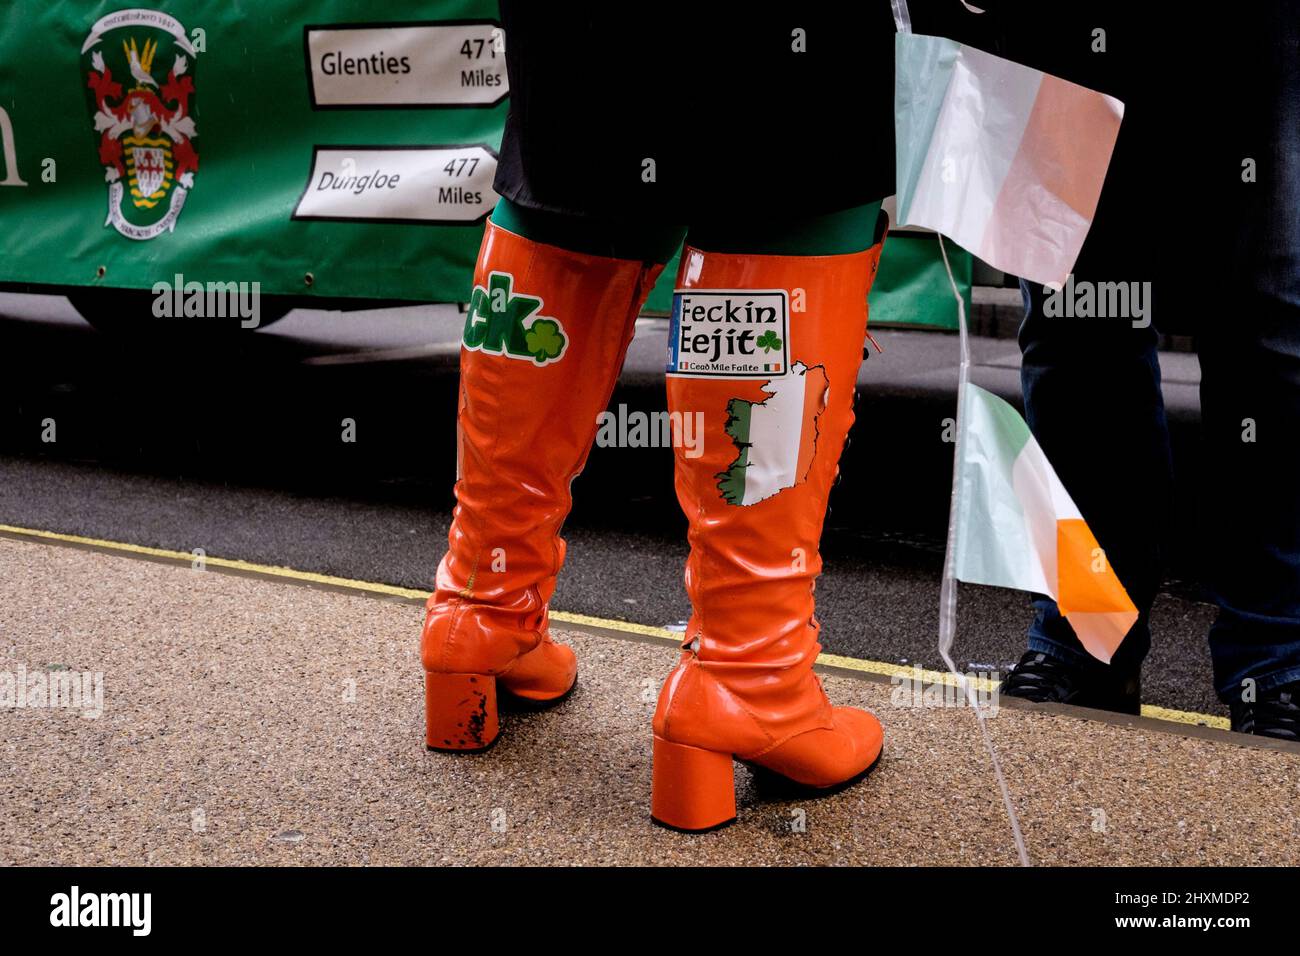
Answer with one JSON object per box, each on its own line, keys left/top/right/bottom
{"left": 937, "top": 234, "right": 1030, "bottom": 866}
{"left": 936, "top": 241, "right": 970, "bottom": 676}
{"left": 889, "top": 0, "right": 912, "bottom": 33}
{"left": 893, "top": 0, "right": 1028, "bottom": 867}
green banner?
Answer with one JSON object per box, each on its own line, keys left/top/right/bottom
{"left": 0, "top": 0, "right": 505, "bottom": 301}
{"left": 868, "top": 233, "right": 970, "bottom": 331}
{"left": 0, "top": 1, "right": 972, "bottom": 324}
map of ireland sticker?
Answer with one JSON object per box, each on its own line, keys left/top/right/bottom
{"left": 716, "top": 362, "right": 829, "bottom": 506}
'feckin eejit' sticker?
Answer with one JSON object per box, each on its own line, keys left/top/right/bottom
{"left": 667, "top": 290, "right": 789, "bottom": 378}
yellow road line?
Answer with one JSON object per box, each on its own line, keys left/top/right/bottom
{"left": 0, "top": 523, "right": 429, "bottom": 599}
{"left": 1139, "top": 704, "right": 1228, "bottom": 729}
{"left": 0, "top": 522, "right": 1230, "bottom": 730}
{"left": 546, "top": 609, "right": 681, "bottom": 640}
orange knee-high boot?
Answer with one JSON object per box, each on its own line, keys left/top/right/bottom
{"left": 651, "top": 241, "right": 885, "bottom": 830}
{"left": 423, "top": 220, "right": 663, "bottom": 752}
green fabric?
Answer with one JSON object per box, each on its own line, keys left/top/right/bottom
{"left": 459, "top": 193, "right": 969, "bottom": 323}
{"left": 493, "top": 197, "right": 887, "bottom": 272}
{"left": 0, "top": 0, "right": 509, "bottom": 302}
{"left": 0, "top": 0, "right": 973, "bottom": 332}
{"left": 953, "top": 383, "right": 1038, "bottom": 594}
{"left": 717, "top": 397, "right": 752, "bottom": 506}
{"left": 866, "top": 233, "right": 971, "bottom": 330}
{"left": 490, "top": 199, "right": 686, "bottom": 265}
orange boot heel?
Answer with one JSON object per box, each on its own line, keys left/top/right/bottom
{"left": 425, "top": 672, "right": 499, "bottom": 752}
{"left": 650, "top": 736, "right": 737, "bottom": 832}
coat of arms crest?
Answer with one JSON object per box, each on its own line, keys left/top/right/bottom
{"left": 81, "top": 10, "right": 199, "bottom": 240}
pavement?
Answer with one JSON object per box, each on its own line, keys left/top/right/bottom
{"left": 1, "top": 531, "right": 1296, "bottom": 867}
{"left": 0, "top": 294, "right": 1225, "bottom": 721}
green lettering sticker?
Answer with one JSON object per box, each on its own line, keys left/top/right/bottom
{"left": 462, "top": 271, "right": 569, "bottom": 365}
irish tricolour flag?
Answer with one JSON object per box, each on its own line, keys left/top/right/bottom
{"left": 953, "top": 384, "right": 1137, "bottom": 662}
{"left": 895, "top": 34, "right": 1123, "bottom": 289}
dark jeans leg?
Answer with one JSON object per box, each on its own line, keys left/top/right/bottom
{"left": 1203, "top": 2, "right": 1300, "bottom": 703}
{"left": 1017, "top": 281, "right": 1172, "bottom": 673}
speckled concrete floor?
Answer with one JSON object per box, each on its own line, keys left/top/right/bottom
{"left": 1, "top": 536, "right": 1296, "bottom": 866}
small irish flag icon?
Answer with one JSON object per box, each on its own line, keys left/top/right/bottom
{"left": 952, "top": 384, "right": 1137, "bottom": 662}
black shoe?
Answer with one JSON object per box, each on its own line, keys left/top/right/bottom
{"left": 1230, "top": 682, "right": 1300, "bottom": 741}
{"left": 1000, "top": 651, "right": 1141, "bottom": 715}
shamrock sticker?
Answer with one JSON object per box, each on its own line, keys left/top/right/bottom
{"left": 524, "top": 319, "right": 567, "bottom": 364}
{"left": 756, "top": 330, "right": 783, "bottom": 353}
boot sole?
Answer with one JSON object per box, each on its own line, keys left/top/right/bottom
{"left": 650, "top": 743, "right": 885, "bottom": 833}
{"left": 739, "top": 746, "right": 884, "bottom": 799}
{"left": 498, "top": 676, "right": 579, "bottom": 713}
{"left": 426, "top": 735, "right": 502, "bottom": 755}
{"left": 650, "top": 815, "right": 738, "bottom": 835}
